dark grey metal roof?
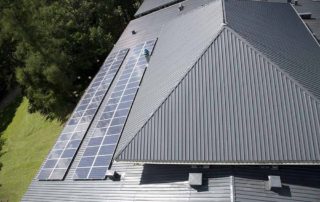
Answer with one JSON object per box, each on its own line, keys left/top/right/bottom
{"left": 24, "top": 162, "right": 233, "bottom": 202}
{"left": 23, "top": 164, "right": 320, "bottom": 201}
{"left": 233, "top": 166, "right": 320, "bottom": 202}
{"left": 118, "top": 27, "right": 320, "bottom": 164}
{"left": 225, "top": 0, "right": 320, "bottom": 99}
{"left": 135, "top": 0, "right": 181, "bottom": 17}
{"left": 294, "top": 0, "right": 320, "bottom": 42}
{"left": 115, "top": 0, "right": 223, "bottom": 158}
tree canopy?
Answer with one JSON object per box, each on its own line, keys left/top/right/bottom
{"left": 0, "top": 0, "right": 141, "bottom": 118}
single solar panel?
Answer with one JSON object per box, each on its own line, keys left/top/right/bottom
{"left": 74, "top": 39, "right": 157, "bottom": 180}
{"left": 38, "top": 48, "right": 129, "bottom": 180}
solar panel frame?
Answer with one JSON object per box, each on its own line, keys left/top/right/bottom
{"left": 38, "top": 48, "right": 129, "bottom": 181}
{"left": 74, "top": 39, "right": 157, "bottom": 180}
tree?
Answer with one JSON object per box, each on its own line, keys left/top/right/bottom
{"left": 1, "top": 0, "right": 141, "bottom": 119}
{"left": 0, "top": 28, "right": 18, "bottom": 100}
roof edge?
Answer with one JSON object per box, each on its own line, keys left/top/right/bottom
{"left": 115, "top": 159, "right": 320, "bottom": 165}
{"left": 135, "top": 0, "right": 184, "bottom": 18}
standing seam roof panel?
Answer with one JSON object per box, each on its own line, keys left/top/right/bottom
{"left": 225, "top": 0, "right": 320, "bottom": 99}
{"left": 23, "top": 162, "right": 232, "bottom": 201}
{"left": 234, "top": 167, "right": 320, "bottom": 202}
{"left": 117, "top": 27, "right": 320, "bottom": 163}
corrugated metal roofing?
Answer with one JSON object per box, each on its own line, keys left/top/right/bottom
{"left": 23, "top": 162, "right": 233, "bottom": 201}
{"left": 234, "top": 166, "right": 320, "bottom": 202}
{"left": 225, "top": 0, "right": 320, "bottom": 99}
{"left": 135, "top": 0, "right": 182, "bottom": 17}
{"left": 115, "top": 0, "right": 223, "bottom": 158}
{"left": 23, "top": 164, "right": 320, "bottom": 201}
{"left": 118, "top": 27, "right": 320, "bottom": 164}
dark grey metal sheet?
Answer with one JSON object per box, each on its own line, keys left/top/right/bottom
{"left": 233, "top": 166, "right": 320, "bottom": 202}
{"left": 24, "top": 162, "right": 232, "bottom": 202}
{"left": 118, "top": 27, "right": 320, "bottom": 164}
{"left": 225, "top": 0, "right": 320, "bottom": 99}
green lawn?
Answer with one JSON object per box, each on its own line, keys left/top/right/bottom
{"left": 0, "top": 97, "right": 63, "bottom": 202}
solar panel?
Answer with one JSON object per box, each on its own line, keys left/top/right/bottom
{"left": 74, "top": 39, "right": 157, "bottom": 180}
{"left": 38, "top": 48, "right": 129, "bottom": 180}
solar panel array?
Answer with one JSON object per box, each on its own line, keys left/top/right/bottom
{"left": 74, "top": 39, "right": 157, "bottom": 180}
{"left": 38, "top": 49, "right": 129, "bottom": 180}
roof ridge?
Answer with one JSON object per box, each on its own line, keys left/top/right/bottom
{"left": 114, "top": 26, "right": 227, "bottom": 160}
{"left": 225, "top": 26, "right": 320, "bottom": 103}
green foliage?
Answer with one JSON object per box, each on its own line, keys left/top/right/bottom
{"left": 0, "top": 29, "right": 19, "bottom": 100}
{"left": 0, "top": 98, "right": 63, "bottom": 201}
{"left": 1, "top": 0, "right": 140, "bottom": 119}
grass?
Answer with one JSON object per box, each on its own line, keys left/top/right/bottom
{"left": 0, "top": 97, "right": 63, "bottom": 202}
